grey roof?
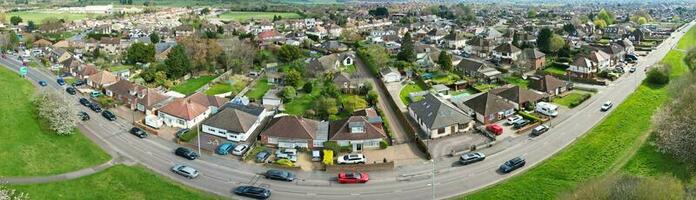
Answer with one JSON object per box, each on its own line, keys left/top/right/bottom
{"left": 408, "top": 93, "right": 472, "bottom": 130}
{"left": 522, "top": 48, "right": 545, "bottom": 59}
{"left": 462, "top": 92, "right": 515, "bottom": 116}
{"left": 155, "top": 42, "right": 176, "bottom": 54}
{"left": 202, "top": 104, "right": 265, "bottom": 133}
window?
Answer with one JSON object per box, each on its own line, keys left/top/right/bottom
{"left": 438, "top": 128, "right": 446, "bottom": 134}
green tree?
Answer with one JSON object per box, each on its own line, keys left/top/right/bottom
{"left": 536, "top": 28, "right": 553, "bottom": 53}
{"left": 646, "top": 64, "right": 671, "bottom": 85}
{"left": 597, "top": 9, "right": 615, "bottom": 25}
{"left": 527, "top": 9, "right": 538, "bottom": 18}
{"left": 3, "top": 30, "right": 19, "bottom": 51}
{"left": 302, "top": 81, "right": 313, "bottom": 93}
{"left": 438, "top": 51, "right": 453, "bottom": 71}
{"left": 343, "top": 95, "right": 367, "bottom": 113}
{"left": 280, "top": 86, "right": 297, "bottom": 101}
{"left": 366, "top": 90, "right": 379, "bottom": 106}
{"left": 26, "top": 21, "right": 36, "bottom": 32}
{"left": 316, "top": 97, "right": 338, "bottom": 119}
{"left": 125, "top": 42, "right": 155, "bottom": 64}
{"left": 164, "top": 45, "right": 191, "bottom": 79}
{"left": 10, "top": 16, "right": 21, "bottom": 25}
{"left": 562, "top": 23, "right": 576, "bottom": 35}
{"left": 684, "top": 47, "right": 696, "bottom": 71}
{"left": 369, "top": 7, "right": 389, "bottom": 18}
{"left": 277, "top": 44, "right": 303, "bottom": 62}
{"left": 593, "top": 19, "right": 608, "bottom": 29}
{"left": 149, "top": 32, "right": 160, "bottom": 43}
{"left": 284, "top": 69, "right": 303, "bottom": 88}
{"left": 549, "top": 35, "right": 566, "bottom": 53}
{"left": 397, "top": 32, "right": 416, "bottom": 62}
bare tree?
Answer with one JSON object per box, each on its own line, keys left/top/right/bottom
{"left": 220, "top": 37, "right": 257, "bottom": 73}
{"left": 0, "top": 184, "right": 28, "bottom": 200}
{"left": 33, "top": 91, "right": 80, "bottom": 135}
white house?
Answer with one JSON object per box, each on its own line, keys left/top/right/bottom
{"left": 380, "top": 67, "right": 401, "bottom": 83}
{"left": 262, "top": 89, "right": 282, "bottom": 107}
{"left": 201, "top": 104, "right": 273, "bottom": 142}
{"left": 157, "top": 93, "right": 227, "bottom": 129}
{"left": 408, "top": 93, "right": 474, "bottom": 139}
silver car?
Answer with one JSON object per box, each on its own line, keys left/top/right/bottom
{"left": 171, "top": 164, "right": 199, "bottom": 179}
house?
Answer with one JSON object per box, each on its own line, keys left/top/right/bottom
{"left": 33, "top": 39, "right": 53, "bottom": 48}
{"left": 465, "top": 36, "right": 495, "bottom": 58}
{"left": 457, "top": 92, "right": 515, "bottom": 124}
{"left": 86, "top": 71, "right": 118, "bottom": 88}
{"left": 519, "top": 48, "right": 546, "bottom": 70}
{"left": 201, "top": 104, "right": 273, "bottom": 142}
{"left": 380, "top": 67, "right": 401, "bottom": 83}
{"left": 567, "top": 50, "right": 610, "bottom": 78}
{"left": 262, "top": 89, "right": 282, "bottom": 107}
{"left": 174, "top": 25, "right": 194, "bottom": 37}
{"left": 328, "top": 116, "right": 388, "bottom": 151}
{"left": 50, "top": 48, "right": 72, "bottom": 63}
{"left": 155, "top": 42, "right": 176, "bottom": 61}
{"left": 105, "top": 79, "right": 141, "bottom": 109}
{"left": 455, "top": 58, "right": 501, "bottom": 81}
{"left": 444, "top": 31, "right": 467, "bottom": 49}
{"left": 77, "top": 64, "right": 99, "bottom": 79}
{"left": 260, "top": 116, "right": 326, "bottom": 148}
{"left": 332, "top": 72, "right": 362, "bottom": 92}
{"left": 321, "top": 40, "right": 348, "bottom": 53}
{"left": 99, "top": 37, "right": 121, "bottom": 54}
{"left": 492, "top": 43, "right": 522, "bottom": 63}
{"left": 408, "top": 93, "right": 474, "bottom": 139}
{"left": 265, "top": 63, "right": 284, "bottom": 85}
{"left": 490, "top": 85, "right": 546, "bottom": 110}
{"left": 353, "top": 107, "right": 383, "bottom": 129}
{"left": 622, "top": 38, "right": 635, "bottom": 55}
{"left": 158, "top": 93, "right": 227, "bottom": 129}
{"left": 601, "top": 43, "right": 626, "bottom": 66}
{"left": 306, "top": 53, "right": 354, "bottom": 77}
{"left": 426, "top": 28, "right": 448, "bottom": 45}
{"left": 528, "top": 75, "right": 568, "bottom": 97}
{"left": 257, "top": 30, "right": 283, "bottom": 45}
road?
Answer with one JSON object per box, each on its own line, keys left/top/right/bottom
{"left": 1, "top": 20, "right": 692, "bottom": 200}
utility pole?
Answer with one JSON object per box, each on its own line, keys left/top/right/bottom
{"left": 197, "top": 123, "right": 201, "bottom": 155}
{"left": 431, "top": 159, "right": 435, "bottom": 200}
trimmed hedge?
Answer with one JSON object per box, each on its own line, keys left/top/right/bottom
{"left": 518, "top": 111, "right": 542, "bottom": 122}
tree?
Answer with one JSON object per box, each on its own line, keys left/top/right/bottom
{"left": 646, "top": 64, "right": 671, "bottom": 85}
{"left": 637, "top": 17, "right": 648, "bottom": 25}
{"left": 277, "top": 44, "right": 303, "bottom": 62}
{"left": 653, "top": 76, "right": 696, "bottom": 166}
{"left": 0, "top": 12, "right": 6, "bottom": 24}
{"left": 0, "top": 184, "right": 28, "bottom": 200}
{"left": 343, "top": 96, "right": 368, "bottom": 114}
{"left": 302, "top": 81, "right": 313, "bottom": 93}
{"left": 125, "top": 42, "right": 155, "bottom": 64}
{"left": 280, "top": 86, "right": 297, "bottom": 101}
{"left": 284, "top": 69, "right": 303, "bottom": 88}
{"left": 366, "top": 90, "right": 379, "bottom": 106}
{"left": 685, "top": 48, "right": 696, "bottom": 71}
{"left": 438, "top": 51, "right": 453, "bottom": 71}
{"left": 593, "top": 19, "right": 608, "bottom": 29}
{"left": 39, "top": 18, "right": 63, "bottom": 33}
{"left": 536, "top": 28, "right": 554, "bottom": 53}
{"left": 359, "top": 81, "right": 373, "bottom": 95}
{"left": 164, "top": 45, "right": 191, "bottom": 79}
{"left": 597, "top": 9, "right": 615, "bottom": 25}
{"left": 527, "top": 9, "right": 538, "bottom": 18}
{"left": 368, "top": 7, "right": 389, "bottom": 18}
{"left": 562, "top": 23, "right": 576, "bottom": 35}
{"left": 10, "top": 16, "right": 21, "bottom": 25}
{"left": 316, "top": 97, "right": 338, "bottom": 119}
{"left": 397, "top": 32, "right": 416, "bottom": 62}
{"left": 33, "top": 91, "right": 79, "bottom": 135}
{"left": 220, "top": 37, "right": 257, "bottom": 73}
{"left": 549, "top": 35, "right": 566, "bottom": 54}
{"left": 1, "top": 31, "right": 20, "bottom": 51}
{"left": 179, "top": 35, "right": 223, "bottom": 72}
{"left": 26, "top": 21, "right": 36, "bottom": 32}
{"left": 149, "top": 32, "right": 160, "bottom": 43}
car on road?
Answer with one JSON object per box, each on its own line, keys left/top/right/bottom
{"left": 56, "top": 78, "right": 65, "bottom": 86}
{"left": 512, "top": 119, "right": 531, "bottom": 129}
{"left": 264, "top": 169, "right": 295, "bottom": 182}
{"left": 175, "top": 128, "right": 190, "bottom": 138}
{"left": 459, "top": 152, "right": 486, "bottom": 165}
{"left": 486, "top": 124, "right": 503, "bottom": 135}
{"left": 65, "top": 87, "right": 77, "bottom": 95}
{"left": 530, "top": 125, "right": 550, "bottom": 137}
{"left": 506, "top": 115, "right": 523, "bottom": 125}
{"left": 499, "top": 157, "right": 526, "bottom": 173}
{"left": 231, "top": 144, "right": 249, "bottom": 156}
{"left": 89, "top": 103, "right": 102, "bottom": 113}
{"left": 101, "top": 110, "right": 116, "bottom": 121}
{"left": 629, "top": 66, "right": 636, "bottom": 73}
{"left": 129, "top": 127, "right": 148, "bottom": 138}
{"left": 255, "top": 151, "right": 270, "bottom": 163}
{"left": 79, "top": 98, "right": 91, "bottom": 107}
{"left": 337, "top": 172, "right": 369, "bottom": 184}
{"left": 601, "top": 101, "right": 613, "bottom": 111}
{"left": 38, "top": 80, "right": 47, "bottom": 87}
{"left": 78, "top": 111, "right": 90, "bottom": 121}
{"left": 175, "top": 147, "right": 199, "bottom": 160}
{"left": 233, "top": 186, "right": 271, "bottom": 200}
{"left": 215, "top": 143, "right": 236, "bottom": 155}
{"left": 337, "top": 154, "right": 366, "bottom": 164}
{"left": 171, "top": 164, "right": 199, "bottom": 179}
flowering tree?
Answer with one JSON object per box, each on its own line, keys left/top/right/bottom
{"left": 33, "top": 91, "right": 80, "bottom": 135}
{"left": 653, "top": 80, "right": 696, "bottom": 166}
{"left": 0, "top": 184, "right": 28, "bottom": 200}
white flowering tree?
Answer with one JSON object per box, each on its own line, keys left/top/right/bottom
{"left": 0, "top": 184, "right": 28, "bottom": 200}
{"left": 33, "top": 91, "right": 80, "bottom": 136}
{"left": 653, "top": 81, "right": 696, "bottom": 166}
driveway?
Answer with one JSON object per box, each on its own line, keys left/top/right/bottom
{"left": 425, "top": 133, "right": 492, "bottom": 158}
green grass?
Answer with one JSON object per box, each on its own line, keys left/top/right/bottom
{"left": 244, "top": 145, "right": 268, "bottom": 161}
{"left": 246, "top": 79, "right": 270, "bottom": 100}
{"left": 543, "top": 63, "right": 568, "bottom": 76}
{"left": 10, "top": 164, "right": 223, "bottom": 200}
{"left": 430, "top": 72, "right": 461, "bottom": 85}
{"left": 8, "top": 11, "right": 101, "bottom": 24}
{"left": 42, "top": 31, "right": 75, "bottom": 42}
{"left": 108, "top": 65, "right": 132, "bottom": 72}
{"left": 621, "top": 135, "right": 694, "bottom": 181}
{"left": 285, "top": 83, "right": 323, "bottom": 116}
{"left": 204, "top": 84, "right": 232, "bottom": 95}
{"left": 171, "top": 75, "right": 215, "bottom": 96}
{"left": 472, "top": 83, "right": 498, "bottom": 92}
{"left": 553, "top": 92, "right": 591, "bottom": 108}
{"left": 677, "top": 24, "right": 696, "bottom": 50}
{"left": 0, "top": 67, "right": 110, "bottom": 176}
{"left": 217, "top": 11, "right": 301, "bottom": 22}
{"left": 399, "top": 79, "right": 427, "bottom": 105}
{"left": 343, "top": 64, "right": 357, "bottom": 74}
{"left": 502, "top": 76, "right": 529, "bottom": 88}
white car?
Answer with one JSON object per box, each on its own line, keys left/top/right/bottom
{"left": 601, "top": 101, "right": 613, "bottom": 111}
{"left": 506, "top": 115, "right": 523, "bottom": 125}
{"left": 337, "top": 154, "right": 366, "bottom": 164}
{"left": 232, "top": 144, "right": 249, "bottom": 156}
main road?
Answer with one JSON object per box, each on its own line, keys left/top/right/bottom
{"left": 1, "top": 20, "right": 692, "bottom": 200}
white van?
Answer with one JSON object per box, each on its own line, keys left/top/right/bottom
{"left": 536, "top": 102, "right": 559, "bottom": 117}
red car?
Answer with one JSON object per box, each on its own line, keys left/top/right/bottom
{"left": 486, "top": 124, "right": 503, "bottom": 135}
{"left": 337, "top": 172, "right": 369, "bottom": 184}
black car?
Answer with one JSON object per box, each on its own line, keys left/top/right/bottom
{"left": 79, "top": 98, "right": 91, "bottom": 107}
{"left": 233, "top": 186, "right": 271, "bottom": 200}
{"left": 175, "top": 147, "right": 199, "bottom": 160}
{"left": 66, "top": 87, "right": 77, "bottom": 95}
{"left": 129, "top": 127, "right": 148, "bottom": 138}
{"left": 265, "top": 169, "right": 295, "bottom": 182}
{"left": 72, "top": 80, "right": 86, "bottom": 87}
{"left": 512, "top": 119, "right": 531, "bottom": 129}
{"left": 175, "top": 128, "right": 190, "bottom": 138}
{"left": 89, "top": 103, "right": 102, "bottom": 113}
{"left": 499, "top": 157, "right": 526, "bottom": 173}
{"left": 101, "top": 110, "right": 116, "bottom": 121}
{"left": 530, "top": 125, "right": 550, "bottom": 137}
{"left": 78, "top": 111, "right": 90, "bottom": 121}
{"left": 459, "top": 152, "right": 486, "bottom": 165}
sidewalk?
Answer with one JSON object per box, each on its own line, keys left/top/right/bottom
{"left": 0, "top": 156, "right": 130, "bottom": 184}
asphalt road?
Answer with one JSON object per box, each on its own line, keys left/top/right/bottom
{"left": 1, "top": 20, "right": 692, "bottom": 200}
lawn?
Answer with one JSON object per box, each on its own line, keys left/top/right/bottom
{"left": 543, "top": 63, "right": 568, "bottom": 76}
{"left": 8, "top": 11, "right": 101, "bottom": 24}
{"left": 285, "top": 83, "right": 323, "bottom": 116}
{"left": 204, "top": 77, "right": 248, "bottom": 96}
{"left": 108, "top": 65, "right": 132, "bottom": 72}
{"left": 171, "top": 75, "right": 215, "bottom": 96}
{"left": 677, "top": 24, "right": 696, "bottom": 50}
{"left": 10, "top": 165, "right": 224, "bottom": 200}
{"left": 472, "top": 83, "right": 498, "bottom": 92}
{"left": 343, "top": 64, "right": 357, "bottom": 74}
{"left": 552, "top": 92, "right": 591, "bottom": 108}
{"left": 246, "top": 78, "right": 270, "bottom": 100}
{"left": 430, "top": 72, "right": 461, "bottom": 85}
{"left": 501, "top": 76, "right": 529, "bottom": 88}
{"left": 399, "top": 79, "right": 427, "bottom": 105}
{"left": 0, "top": 67, "right": 110, "bottom": 176}
{"left": 217, "top": 11, "right": 301, "bottom": 22}
{"left": 42, "top": 31, "right": 75, "bottom": 42}
{"left": 621, "top": 135, "right": 694, "bottom": 181}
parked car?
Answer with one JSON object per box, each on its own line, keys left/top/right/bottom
{"left": 233, "top": 186, "right": 271, "bottom": 200}
{"left": 90, "top": 91, "right": 102, "bottom": 98}
{"left": 89, "top": 103, "right": 102, "bottom": 113}
{"left": 337, "top": 172, "right": 369, "bottom": 184}
{"left": 337, "top": 154, "right": 366, "bottom": 164}
{"left": 38, "top": 80, "right": 47, "bottom": 87}
{"left": 459, "top": 152, "right": 486, "bottom": 165}
{"left": 101, "top": 110, "right": 116, "bottom": 121}
{"left": 72, "top": 80, "right": 86, "bottom": 87}
{"left": 512, "top": 119, "right": 531, "bottom": 129}
{"left": 129, "top": 127, "right": 148, "bottom": 138}
{"left": 78, "top": 111, "right": 90, "bottom": 121}
{"left": 216, "top": 143, "right": 236, "bottom": 155}
{"left": 231, "top": 144, "right": 249, "bottom": 156}
{"left": 175, "top": 128, "right": 190, "bottom": 138}
{"left": 56, "top": 78, "right": 65, "bottom": 86}
{"left": 65, "top": 87, "right": 77, "bottom": 95}
{"left": 255, "top": 151, "right": 270, "bottom": 163}
{"left": 499, "top": 157, "right": 526, "bottom": 173}
{"left": 601, "top": 101, "right": 613, "bottom": 111}
{"left": 275, "top": 149, "right": 297, "bottom": 162}
{"left": 486, "top": 124, "right": 503, "bottom": 135}
{"left": 264, "top": 169, "right": 295, "bottom": 182}
{"left": 79, "top": 98, "right": 91, "bottom": 107}
{"left": 506, "top": 115, "right": 523, "bottom": 125}
{"left": 171, "top": 164, "right": 199, "bottom": 179}
{"left": 629, "top": 67, "right": 636, "bottom": 73}
{"left": 174, "top": 147, "right": 199, "bottom": 160}
{"left": 530, "top": 125, "right": 549, "bottom": 136}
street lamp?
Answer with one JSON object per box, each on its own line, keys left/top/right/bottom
{"left": 430, "top": 159, "right": 435, "bottom": 200}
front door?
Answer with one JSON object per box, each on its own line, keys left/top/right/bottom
{"left": 354, "top": 143, "right": 363, "bottom": 152}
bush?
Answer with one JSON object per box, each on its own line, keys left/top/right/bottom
{"left": 179, "top": 129, "right": 199, "bottom": 142}
{"left": 646, "top": 66, "right": 671, "bottom": 85}
{"left": 379, "top": 140, "right": 389, "bottom": 149}
{"left": 323, "top": 141, "right": 341, "bottom": 153}
{"left": 275, "top": 159, "right": 294, "bottom": 167}
{"left": 518, "top": 111, "right": 542, "bottom": 122}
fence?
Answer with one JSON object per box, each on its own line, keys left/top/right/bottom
{"left": 325, "top": 162, "right": 394, "bottom": 172}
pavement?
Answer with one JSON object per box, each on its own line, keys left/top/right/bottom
{"left": 0, "top": 20, "right": 692, "bottom": 200}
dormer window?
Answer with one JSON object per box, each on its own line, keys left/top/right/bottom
{"left": 349, "top": 122, "right": 365, "bottom": 134}
{"left": 137, "top": 93, "right": 145, "bottom": 99}
{"left": 129, "top": 89, "right": 137, "bottom": 95}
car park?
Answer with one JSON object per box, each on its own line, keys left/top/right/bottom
{"left": 506, "top": 115, "right": 523, "bottom": 125}
{"left": 337, "top": 172, "right": 369, "bottom": 184}
{"left": 101, "top": 110, "right": 116, "bottom": 121}
{"left": 56, "top": 78, "right": 65, "bottom": 86}
{"left": 530, "top": 125, "right": 549, "bottom": 136}
{"left": 89, "top": 103, "right": 102, "bottom": 113}
{"left": 255, "top": 151, "right": 270, "bottom": 163}
{"left": 486, "top": 124, "right": 503, "bottom": 135}
{"left": 175, "top": 147, "right": 199, "bottom": 160}
{"left": 78, "top": 111, "right": 90, "bottom": 121}
{"left": 129, "top": 127, "right": 148, "bottom": 138}
{"left": 65, "top": 87, "right": 77, "bottom": 95}
{"left": 512, "top": 119, "right": 531, "bottom": 129}
{"left": 459, "top": 152, "right": 486, "bottom": 165}
{"left": 38, "top": 80, "right": 47, "bottom": 87}
{"left": 264, "top": 169, "right": 295, "bottom": 182}
{"left": 233, "top": 186, "right": 271, "bottom": 200}
{"left": 337, "top": 154, "right": 366, "bottom": 164}
{"left": 215, "top": 143, "right": 236, "bottom": 155}
{"left": 499, "top": 157, "right": 526, "bottom": 173}
{"left": 231, "top": 144, "right": 249, "bottom": 156}
{"left": 171, "top": 164, "right": 199, "bottom": 179}
{"left": 79, "top": 98, "right": 91, "bottom": 107}
{"left": 601, "top": 101, "right": 613, "bottom": 111}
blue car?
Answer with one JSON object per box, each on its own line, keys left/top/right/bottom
{"left": 57, "top": 78, "right": 65, "bottom": 86}
{"left": 38, "top": 80, "right": 47, "bottom": 87}
{"left": 216, "top": 143, "right": 237, "bottom": 155}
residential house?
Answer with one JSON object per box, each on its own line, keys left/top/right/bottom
{"left": 99, "top": 37, "right": 121, "bottom": 54}
{"left": 158, "top": 93, "right": 227, "bottom": 129}
{"left": 257, "top": 30, "right": 283, "bottom": 45}
{"left": 333, "top": 72, "right": 362, "bottom": 92}
{"left": 455, "top": 58, "right": 501, "bottom": 81}
{"left": 601, "top": 43, "right": 626, "bottom": 66}
{"left": 490, "top": 85, "right": 546, "bottom": 110}
{"left": 465, "top": 36, "right": 495, "bottom": 58}
{"left": 353, "top": 107, "right": 383, "bottom": 129}
{"left": 76, "top": 64, "right": 99, "bottom": 79}
{"left": 86, "top": 70, "right": 119, "bottom": 89}
{"left": 458, "top": 92, "right": 516, "bottom": 124}
{"left": 408, "top": 93, "right": 474, "bottom": 139}
{"left": 50, "top": 48, "right": 72, "bottom": 63}
{"left": 174, "top": 25, "right": 194, "bottom": 37}
{"left": 492, "top": 43, "right": 522, "bottom": 63}
{"left": 528, "top": 75, "right": 568, "bottom": 97}
{"left": 321, "top": 40, "right": 348, "bottom": 53}
{"left": 328, "top": 116, "right": 388, "bottom": 151}
{"left": 135, "top": 88, "right": 170, "bottom": 115}
{"left": 306, "top": 53, "right": 354, "bottom": 77}
{"left": 260, "top": 116, "right": 325, "bottom": 148}
{"left": 445, "top": 31, "right": 467, "bottom": 49}
{"left": 262, "top": 89, "right": 282, "bottom": 107}
{"left": 380, "top": 67, "right": 401, "bottom": 83}
{"left": 155, "top": 42, "right": 176, "bottom": 61}
{"left": 567, "top": 50, "right": 610, "bottom": 78}
{"left": 519, "top": 48, "right": 546, "bottom": 70}
{"left": 426, "top": 28, "right": 448, "bottom": 45}
{"left": 201, "top": 103, "right": 273, "bottom": 142}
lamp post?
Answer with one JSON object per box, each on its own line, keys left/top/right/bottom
{"left": 197, "top": 123, "right": 201, "bottom": 155}
{"left": 430, "top": 159, "right": 435, "bottom": 200}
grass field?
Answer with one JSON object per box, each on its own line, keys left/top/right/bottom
{"left": 10, "top": 165, "right": 223, "bottom": 200}
{"left": 8, "top": 11, "right": 101, "bottom": 24}
{"left": 171, "top": 75, "right": 215, "bottom": 96}
{"left": 553, "top": 92, "right": 591, "bottom": 108}
{"left": 621, "top": 135, "right": 694, "bottom": 181}
{"left": 502, "top": 76, "right": 529, "bottom": 88}
{"left": 217, "top": 11, "right": 301, "bottom": 22}
{"left": 677, "top": 25, "right": 696, "bottom": 50}
{"left": 399, "top": 79, "right": 427, "bottom": 105}
{"left": 246, "top": 79, "right": 270, "bottom": 100}
{"left": 0, "top": 67, "right": 110, "bottom": 176}
{"left": 543, "top": 63, "right": 568, "bottom": 76}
